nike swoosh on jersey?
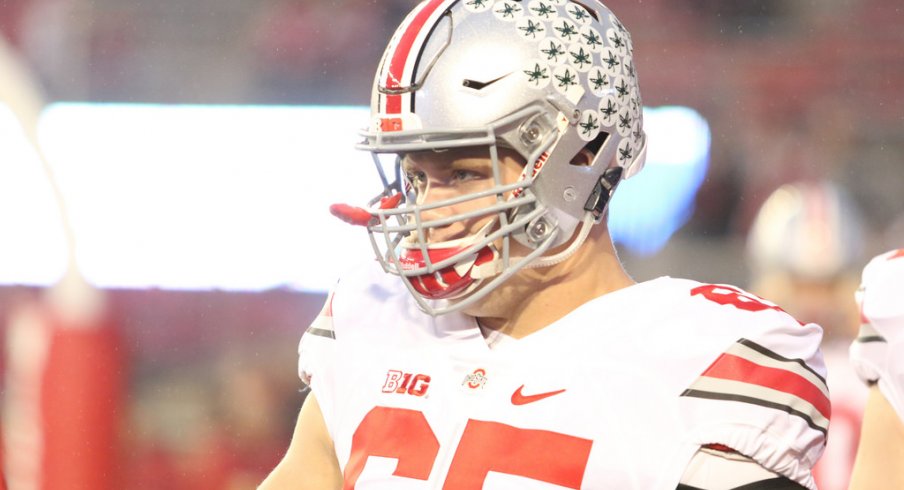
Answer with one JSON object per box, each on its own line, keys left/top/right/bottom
{"left": 511, "top": 385, "right": 567, "bottom": 405}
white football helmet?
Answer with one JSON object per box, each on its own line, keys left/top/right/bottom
{"left": 747, "top": 180, "right": 865, "bottom": 281}
{"left": 336, "top": 0, "right": 647, "bottom": 315}
{"left": 745, "top": 180, "right": 866, "bottom": 339}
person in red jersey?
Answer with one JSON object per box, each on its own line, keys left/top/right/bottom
{"left": 261, "top": 1, "right": 827, "bottom": 488}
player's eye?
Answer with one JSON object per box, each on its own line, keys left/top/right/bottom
{"left": 450, "top": 169, "right": 481, "bottom": 182}
{"left": 406, "top": 170, "right": 427, "bottom": 188}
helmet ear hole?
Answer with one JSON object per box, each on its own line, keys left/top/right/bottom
{"left": 569, "top": 148, "right": 594, "bottom": 167}
{"left": 569, "top": 131, "right": 609, "bottom": 167}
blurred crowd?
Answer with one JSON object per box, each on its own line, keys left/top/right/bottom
{"left": 1, "top": 0, "right": 902, "bottom": 488}
{"left": 123, "top": 343, "right": 301, "bottom": 489}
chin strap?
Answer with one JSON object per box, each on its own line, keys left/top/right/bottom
{"left": 585, "top": 166, "right": 624, "bottom": 222}
{"left": 472, "top": 204, "right": 598, "bottom": 277}
{"left": 523, "top": 212, "right": 596, "bottom": 269}
{"left": 520, "top": 165, "right": 621, "bottom": 270}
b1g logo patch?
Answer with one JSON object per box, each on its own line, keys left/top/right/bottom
{"left": 382, "top": 370, "right": 431, "bottom": 397}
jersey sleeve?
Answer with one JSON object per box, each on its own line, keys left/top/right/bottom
{"left": 679, "top": 284, "right": 829, "bottom": 489}
{"left": 298, "top": 288, "right": 337, "bottom": 386}
{"left": 679, "top": 446, "right": 798, "bottom": 488}
{"left": 849, "top": 248, "right": 904, "bottom": 423}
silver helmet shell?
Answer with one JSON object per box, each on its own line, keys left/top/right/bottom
{"left": 354, "top": 0, "right": 647, "bottom": 314}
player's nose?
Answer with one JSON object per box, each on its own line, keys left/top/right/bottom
{"left": 414, "top": 189, "right": 467, "bottom": 244}
{"left": 419, "top": 207, "right": 459, "bottom": 244}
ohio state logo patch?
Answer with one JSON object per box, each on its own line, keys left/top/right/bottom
{"left": 462, "top": 368, "right": 488, "bottom": 389}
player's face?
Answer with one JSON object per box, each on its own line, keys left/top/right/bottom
{"left": 401, "top": 147, "right": 525, "bottom": 244}
{"left": 787, "top": 275, "right": 860, "bottom": 341}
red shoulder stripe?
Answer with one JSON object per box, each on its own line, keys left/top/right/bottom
{"left": 701, "top": 353, "right": 830, "bottom": 420}
{"left": 682, "top": 338, "right": 830, "bottom": 434}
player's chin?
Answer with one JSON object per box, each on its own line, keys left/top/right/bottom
{"left": 452, "top": 274, "right": 527, "bottom": 319}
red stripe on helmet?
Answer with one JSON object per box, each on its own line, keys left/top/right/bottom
{"left": 384, "top": 0, "right": 448, "bottom": 114}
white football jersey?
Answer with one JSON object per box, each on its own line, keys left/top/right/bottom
{"left": 849, "top": 248, "right": 904, "bottom": 423}
{"left": 300, "top": 263, "right": 828, "bottom": 489}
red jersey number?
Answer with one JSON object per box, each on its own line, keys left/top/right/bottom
{"left": 344, "top": 407, "right": 439, "bottom": 487}
{"left": 345, "top": 406, "right": 592, "bottom": 489}
{"left": 692, "top": 284, "right": 786, "bottom": 314}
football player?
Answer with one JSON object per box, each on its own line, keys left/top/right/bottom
{"left": 848, "top": 249, "right": 904, "bottom": 489}
{"left": 260, "top": 1, "right": 827, "bottom": 488}
{"left": 745, "top": 180, "right": 867, "bottom": 490}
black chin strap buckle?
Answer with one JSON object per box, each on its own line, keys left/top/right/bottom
{"left": 583, "top": 167, "right": 624, "bottom": 221}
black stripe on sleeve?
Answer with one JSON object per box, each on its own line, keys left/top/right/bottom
{"left": 737, "top": 338, "right": 826, "bottom": 385}
{"left": 681, "top": 389, "right": 826, "bottom": 435}
{"left": 855, "top": 335, "right": 886, "bottom": 343}
{"left": 306, "top": 327, "right": 336, "bottom": 339}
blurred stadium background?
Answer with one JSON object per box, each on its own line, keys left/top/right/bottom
{"left": 0, "top": 0, "right": 902, "bottom": 488}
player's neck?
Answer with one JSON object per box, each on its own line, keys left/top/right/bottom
{"left": 472, "top": 226, "right": 634, "bottom": 340}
